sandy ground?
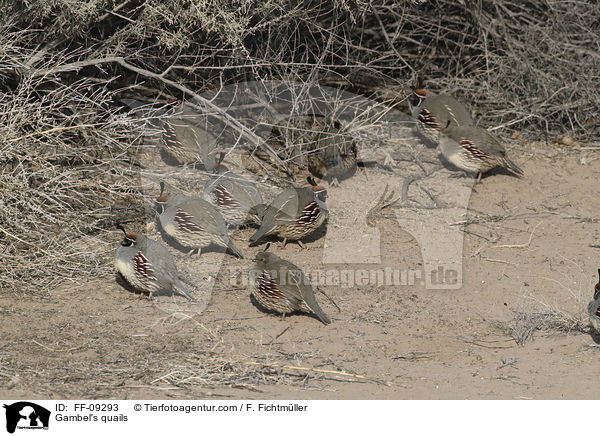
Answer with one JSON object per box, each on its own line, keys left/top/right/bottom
{"left": 1, "top": 119, "right": 599, "bottom": 400}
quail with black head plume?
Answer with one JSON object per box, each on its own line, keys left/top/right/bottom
{"left": 305, "top": 118, "right": 357, "bottom": 185}
{"left": 114, "top": 224, "right": 195, "bottom": 300}
{"left": 264, "top": 115, "right": 357, "bottom": 184}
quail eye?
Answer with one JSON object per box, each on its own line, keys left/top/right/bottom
{"left": 121, "top": 238, "right": 134, "bottom": 247}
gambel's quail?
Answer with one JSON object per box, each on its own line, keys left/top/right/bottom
{"left": 264, "top": 115, "right": 357, "bottom": 184}
{"left": 161, "top": 117, "right": 221, "bottom": 171}
{"left": 250, "top": 251, "right": 331, "bottom": 324}
{"left": 114, "top": 224, "right": 195, "bottom": 300}
{"left": 156, "top": 182, "right": 243, "bottom": 258}
{"left": 249, "top": 179, "right": 328, "bottom": 248}
{"left": 439, "top": 124, "right": 523, "bottom": 180}
{"left": 412, "top": 89, "right": 473, "bottom": 143}
{"left": 204, "top": 164, "right": 265, "bottom": 228}
{"left": 306, "top": 121, "right": 357, "bottom": 185}
{"left": 587, "top": 269, "right": 600, "bottom": 333}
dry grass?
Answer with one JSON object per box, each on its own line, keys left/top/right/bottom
{"left": 1, "top": 1, "right": 599, "bottom": 295}
{"left": 500, "top": 296, "right": 590, "bottom": 345}
{"left": 10, "top": 0, "right": 600, "bottom": 138}
{"left": 0, "top": 30, "right": 145, "bottom": 294}
{"left": 152, "top": 355, "right": 388, "bottom": 391}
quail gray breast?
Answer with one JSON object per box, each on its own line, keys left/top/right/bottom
{"left": 204, "top": 164, "right": 265, "bottom": 228}
{"left": 588, "top": 269, "right": 600, "bottom": 332}
{"left": 439, "top": 124, "right": 523, "bottom": 179}
{"left": 114, "top": 225, "right": 195, "bottom": 300}
{"left": 249, "top": 182, "right": 328, "bottom": 248}
{"left": 412, "top": 89, "right": 473, "bottom": 144}
{"left": 156, "top": 182, "right": 243, "bottom": 258}
{"left": 250, "top": 251, "right": 331, "bottom": 324}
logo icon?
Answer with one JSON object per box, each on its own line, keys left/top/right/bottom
{"left": 3, "top": 402, "right": 50, "bottom": 433}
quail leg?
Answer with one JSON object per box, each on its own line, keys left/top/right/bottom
{"left": 297, "top": 240, "right": 308, "bottom": 250}
{"left": 187, "top": 248, "right": 201, "bottom": 257}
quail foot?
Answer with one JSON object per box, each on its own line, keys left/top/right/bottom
{"left": 439, "top": 124, "right": 523, "bottom": 181}
{"left": 161, "top": 117, "right": 221, "bottom": 171}
{"left": 114, "top": 224, "right": 195, "bottom": 300}
{"left": 249, "top": 180, "right": 328, "bottom": 249}
{"left": 156, "top": 182, "right": 243, "bottom": 258}
{"left": 204, "top": 164, "right": 265, "bottom": 228}
{"left": 412, "top": 89, "right": 473, "bottom": 144}
{"left": 587, "top": 269, "right": 600, "bottom": 333}
{"left": 250, "top": 251, "right": 331, "bottom": 324}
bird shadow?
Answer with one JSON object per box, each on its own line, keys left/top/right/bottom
{"left": 114, "top": 272, "right": 178, "bottom": 299}
{"left": 437, "top": 153, "right": 521, "bottom": 180}
{"left": 302, "top": 221, "right": 328, "bottom": 244}
{"left": 248, "top": 222, "right": 328, "bottom": 249}
{"left": 155, "top": 218, "right": 240, "bottom": 258}
{"left": 413, "top": 128, "right": 439, "bottom": 150}
{"left": 588, "top": 330, "right": 600, "bottom": 344}
{"left": 249, "top": 294, "right": 325, "bottom": 324}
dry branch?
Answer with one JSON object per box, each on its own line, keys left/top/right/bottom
{"left": 26, "top": 56, "right": 292, "bottom": 175}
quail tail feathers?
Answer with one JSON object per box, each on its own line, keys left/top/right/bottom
{"left": 303, "top": 293, "right": 331, "bottom": 324}
{"left": 249, "top": 225, "right": 269, "bottom": 244}
{"left": 226, "top": 238, "right": 244, "bottom": 258}
{"left": 502, "top": 156, "right": 524, "bottom": 176}
{"left": 173, "top": 278, "right": 196, "bottom": 301}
